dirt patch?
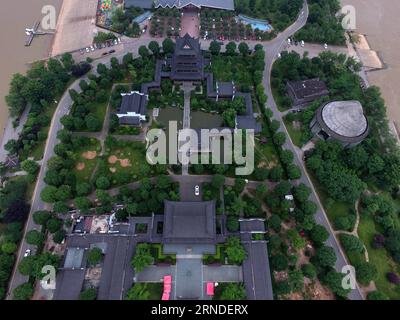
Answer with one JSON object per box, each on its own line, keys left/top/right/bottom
{"left": 108, "top": 155, "right": 118, "bottom": 164}
{"left": 76, "top": 163, "right": 85, "bottom": 171}
{"left": 120, "top": 159, "right": 131, "bottom": 167}
{"left": 82, "top": 151, "right": 97, "bottom": 160}
{"left": 267, "top": 161, "right": 277, "bottom": 169}
{"left": 257, "top": 161, "right": 268, "bottom": 168}
{"left": 108, "top": 155, "right": 131, "bottom": 167}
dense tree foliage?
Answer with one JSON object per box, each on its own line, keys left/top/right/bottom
{"left": 295, "top": 0, "right": 345, "bottom": 45}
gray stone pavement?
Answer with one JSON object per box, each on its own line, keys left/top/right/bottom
{"left": 135, "top": 266, "right": 176, "bottom": 283}
{"left": 203, "top": 265, "right": 243, "bottom": 282}
{"left": 175, "top": 258, "right": 203, "bottom": 300}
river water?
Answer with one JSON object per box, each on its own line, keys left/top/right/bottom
{"left": 342, "top": 1, "right": 400, "bottom": 128}
{"left": 0, "top": 0, "right": 62, "bottom": 141}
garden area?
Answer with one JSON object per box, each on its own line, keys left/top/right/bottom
{"left": 72, "top": 138, "right": 102, "bottom": 184}
{"left": 235, "top": 0, "right": 303, "bottom": 33}
{"left": 150, "top": 8, "right": 181, "bottom": 38}
{"left": 271, "top": 51, "right": 400, "bottom": 298}
{"left": 99, "top": 4, "right": 142, "bottom": 37}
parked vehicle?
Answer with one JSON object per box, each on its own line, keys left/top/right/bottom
{"left": 24, "top": 249, "right": 31, "bottom": 257}
{"left": 194, "top": 185, "right": 200, "bottom": 196}
{"left": 109, "top": 49, "right": 115, "bottom": 54}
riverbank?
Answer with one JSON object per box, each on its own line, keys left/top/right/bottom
{"left": 341, "top": 0, "right": 400, "bottom": 138}
{"left": 0, "top": 0, "right": 63, "bottom": 152}
{"left": 50, "top": 0, "right": 98, "bottom": 57}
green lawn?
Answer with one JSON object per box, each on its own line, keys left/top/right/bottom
{"left": 147, "top": 283, "right": 163, "bottom": 300}
{"left": 358, "top": 214, "right": 400, "bottom": 300}
{"left": 283, "top": 117, "right": 303, "bottom": 148}
{"left": 72, "top": 138, "right": 101, "bottom": 184}
{"left": 308, "top": 172, "right": 353, "bottom": 225}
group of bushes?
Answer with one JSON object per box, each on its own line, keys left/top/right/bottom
{"left": 5, "top": 54, "right": 75, "bottom": 160}
{"left": 114, "top": 176, "right": 179, "bottom": 221}
{"left": 150, "top": 9, "right": 180, "bottom": 37}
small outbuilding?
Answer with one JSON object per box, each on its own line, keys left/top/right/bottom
{"left": 286, "top": 78, "right": 329, "bottom": 107}
{"left": 310, "top": 100, "right": 369, "bottom": 148}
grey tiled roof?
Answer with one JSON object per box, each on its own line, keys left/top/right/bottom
{"left": 242, "top": 242, "right": 274, "bottom": 300}
{"left": 125, "top": 0, "right": 154, "bottom": 9}
{"left": 155, "top": 0, "right": 234, "bottom": 10}
{"left": 163, "top": 200, "right": 217, "bottom": 244}
{"left": 119, "top": 92, "right": 148, "bottom": 116}
{"left": 236, "top": 116, "right": 262, "bottom": 133}
{"left": 287, "top": 78, "right": 329, "bottom": 100}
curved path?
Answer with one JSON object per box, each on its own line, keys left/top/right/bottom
{"left": 8, "top": 2, "right": 363, "bottom": 300}
{"left": 261, "top": 1, "right": 364, "bottom": 300}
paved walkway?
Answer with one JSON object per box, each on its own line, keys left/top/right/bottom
{"left": 181, "top": 82, "right": 194, "bottom": 175}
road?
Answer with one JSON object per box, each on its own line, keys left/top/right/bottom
{"left": 7, "top": 2, "right": 363, "bottom": 300}
{"left": 6, "top": 44, "right": 147, "bottom": 299}
{"left": 260, "top": 1, "right": 364, "bottom": 300}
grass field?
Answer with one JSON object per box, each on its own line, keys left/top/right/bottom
{"left": 283, "top": 117, "right": 303, "bottom": 148}
{"left": 72, "top": 138, "right": 101, "bottom": 183}
{"left": 358, "top": 214, "right": 400, "bottom": 299}
{"left": 308, "top": 172, "right": 353, "bottom": 225}
{"left": 104, "top": 140, "right": 154, "bottom": 184}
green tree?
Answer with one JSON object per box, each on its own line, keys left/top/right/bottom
{"left": 76, "top": 182, "right": 92, "bottom": 196}
{"left": 313, "top": 246, "right": 336, "bottom": 268}
{"left": 21, "top": 159, "right": 39, "bottom": 175}
{"left": 293, "top": 183, "right": 311, "bottom": 202}
{"left": 47, "top": 218, "right": 62, "bottom": 234}
{"left": 126, "top": 283, "right": 150, "bottom": 300}
{"left": 301, "top": 263, "right": 317, "bottom": 280}
{"left": 131, "top": 243, "right": 153, "bottom": 273}
{"left": 287, "top": 164, "right": 301, "bottom": 180}
{"left": 25, "top": 230, "right": 45, "bottom": 246}
{"left": 355, "top": 262, "right": 377, "bottom": 286}
{"left": 268, "top": 214, "right": 282, "bottom": 233}
{"left": 148, "top": 41, "right": 160, "bottom": 56}
{"left": 225, "top": 237, "right": 246, "bottom": 265}
{"left": 273, "top": 132, "right": 286, "bottom": 146}
{"left": 321, "top": 271, "right": 350, "bottom": 298}
{"left": 340, "top": 234, "right": 364, "bottom": 253}
{"left": 87, "top": 247, "right": 103, "bottom": 266}
{"left": 226, "top": 216, "right": 239, "bottom": 232}
{"left": 32, "top": 210, "right": 52, "bottom": 226}
{"left": 13, "top": 283, "right": 34, "bottom": 300}
{"left": 310, "top": 225, "right": 329, "bottom": 245}
{"left": 40, "top": 185, "right": 58, "bottom": 203}
{"left": 162, "top": 38, "right": 175, "bottom": 54}
{"left": 209, "top": 40, "right": 221, "bottom": 55}
{"left": 367, "top": 290, "right": 389, "bottom": 300}
{"left": 238, "top": 42, "right": 249, "bottom": 56}
{"left": 79, "top": 288, "right": 97, "bottom": 300}
{"left": 220, "top": 283, "right": 246, "bottom": 300}
{"left": 271, "top": 253, "right": 288, "bottom": 271}
{"left": 138, "top": 45, "right": 150, "bottom": 59}
{"left": 96, "top": 176, "right": 111, "bottom": 190}
{"left": 1, "top": 242, "right": 17, "bottom": 254}
{"left": 225, "top": 42, "right": 237, "bottom": 55}
{"left": 211, "top": 174, "right": 225, "bottom": 189}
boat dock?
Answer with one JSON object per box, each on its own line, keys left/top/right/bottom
{"left": 24, "top": 21, "right": 54, "bottom": 47}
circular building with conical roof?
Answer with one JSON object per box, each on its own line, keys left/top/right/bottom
{"left": 310, "top": 100, "right": 369, "bottom": 148}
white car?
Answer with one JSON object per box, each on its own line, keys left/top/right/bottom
{"left": 85, "top": 47, "right": 90, "bottom": 53}
{"left": 90, "top": 45, "right": 95, "bottom": 51}
{"left": 300, "top": 40, "right": 305, "bottom": 47}
{"left": 194, "top": 185, "right": 200, "bottom": 196}
{"left": 24, "top": 249, "right": 31, "bottom": 257}
{"left": 324, "top": 43, "right": 328, "bottom": 50}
